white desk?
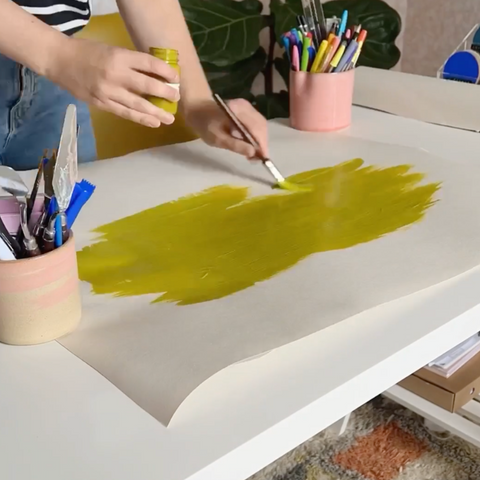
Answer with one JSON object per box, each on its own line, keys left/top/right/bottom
{"left": 2, "top": 106, "right": 480, "bottom": 480}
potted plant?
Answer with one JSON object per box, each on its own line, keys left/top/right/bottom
{"left": 180, "top": 0, "right": 401, "bottom": 118}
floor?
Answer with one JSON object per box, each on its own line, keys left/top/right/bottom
{"left": 251, "top": 397, "right": 480, "bottom": 480}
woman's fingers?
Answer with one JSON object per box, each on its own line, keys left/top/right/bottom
{"left": 211, "top": 132, "right": 256, "bottom": 158}
{"left": 109, "top": 49, "right": 180, "bottom": 103}
{"left": 94, "top": 96, "right": 168, "bottom": 128}
{"left": 227, "top": 99, "right": 269, "bottom": 158}
{"left": 126, "top": 50, "right": 179, "bottom": 83}
{"left": 125, "top": 71, "right": 180, "bottom": 102}
{"left": 108, "top": 89, "right": 175, "bottom": 125}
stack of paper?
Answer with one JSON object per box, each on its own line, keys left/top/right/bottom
{"left": 426, "top": 333, "right": 480, "bottom": 378}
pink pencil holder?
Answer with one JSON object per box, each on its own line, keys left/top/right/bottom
{"left": 0, "top": 234, "right": 82, "bottom": 346}
{"left": 289, "top": 69, "right": 355, "bottom": 132}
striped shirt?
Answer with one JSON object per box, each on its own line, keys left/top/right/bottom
{"left": 14, "top": 0, "right": 91, "bottom": 36}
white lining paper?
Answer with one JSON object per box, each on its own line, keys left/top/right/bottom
{"left": 58, "top": 123, "right": 480, "bottom": 425}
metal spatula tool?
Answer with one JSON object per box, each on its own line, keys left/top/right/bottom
{"left": 0, "top": 166, "right": 41, "bottom": 257}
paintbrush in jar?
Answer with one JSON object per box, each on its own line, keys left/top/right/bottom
{"left": 26, "top": 156, "right": 44, "bottom": 222}
{"left": 32, "top": 150, "right": 56, "bottom": 242}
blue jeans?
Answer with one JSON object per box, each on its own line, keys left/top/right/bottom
{"left": 0, "top": 53, "right": 97, "bottom": 171}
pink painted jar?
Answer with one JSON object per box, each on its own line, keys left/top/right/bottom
{"left": 0, "top": 235, "right": 81, "bottom": 346}
{"left": 289, "top": 69, "right": 355, "bottom": 132}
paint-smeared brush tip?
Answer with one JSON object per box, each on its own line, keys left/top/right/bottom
{"left": 275, "top": 181, "right": 312, "bottom": 192}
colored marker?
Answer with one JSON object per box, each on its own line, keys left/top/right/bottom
{"left": 351, "top": 29, "right": 367, "bottom": 67}
{"left": 290, "top": 28, "right": 302, "bottom": 52}
{"left": 352, "top": 24, "right": 362, "bottom": 40}
{"left": 311, "top": 39, "right": 328, "bottom": 72}
{"left": 334, "top": 39, "right": 358, "bottom": 72}
{"left": 345, "top": 28, "right": 351, "bottom": 41}
{"left": 282, "top": 35, "right": 291, "bottom": 63}
{"left": 319, "top": 36, "right": 340, "bottom": 72}
{"left": 292, "top": 44, "right": 300, "bottom": 71}
{"left": 327, "top": 43, "right": 346, "bottom": 72}
{"left": 301, "top": 36, "right": 311, "bottom": 71}
{"left": 338, "top": 10, "right": 348, "bottom": 36}
{"left": 307, "top": 46, "right": 316, "bottom": 70}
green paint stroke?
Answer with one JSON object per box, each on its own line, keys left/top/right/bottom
{"left": 78, "top": 159, "right": 440, "bottom": 305}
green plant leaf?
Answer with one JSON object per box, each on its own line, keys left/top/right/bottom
{"left": 274, "top": 53, "right": 291, "bottom": 89}
{"left": 180, "top": 0, "right": 266, "bottom": 66}
{"left": 323, "top": 0, "right": 401, "bottom": 69}
{"left": 252, "top": 91, "right": 289, "bottom": 119}
{"left": 271, "top": 0, "right": 302, "bottom": 44}
{"left": 204, "top": 48, "right": 267, "bottom": 99}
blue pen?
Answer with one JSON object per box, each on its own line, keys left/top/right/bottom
{"left": 334, "top": 39, "right": 358, "bottom": 72}
{"left": 282, "top": 35, "right": 291, "bottom": 63}
{"left": 339, "top": 10, "right": 348, "bottom": 37}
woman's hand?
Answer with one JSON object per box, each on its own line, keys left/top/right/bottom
{"left": 46, "top": 37, "right": 180, "bottom": 128}
{"left": 183, "top": 98, "right": 269, "bottom": 159}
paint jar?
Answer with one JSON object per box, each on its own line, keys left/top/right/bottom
{"left": 147, "top": 47, "right": 180, "bottom": 115}
{"left": 289, "top": 69, "right": 355, "bottom": 132}
{"left": 0, "top": 234, "right": 82, "bottom": 346}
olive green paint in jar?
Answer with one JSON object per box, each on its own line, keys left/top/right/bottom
{"left": 148, "top": 47, "right": 180, "bottom": 115}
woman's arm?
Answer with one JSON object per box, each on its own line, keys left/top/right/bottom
{"left": 116, "top": 0, "right": 269, "bottom": 158}
{"left": 0, "top": 0, "right": 178, "bottom": 127}
{"left": 0, "top": 0, "right": 67, "bottom": 75}
{"left": 115, "top": 0, "right": 212, "bottom": 109}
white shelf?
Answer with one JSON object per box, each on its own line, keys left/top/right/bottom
{"left": 459, "top": 398, "right": 480, "bottom": 425}
{"left": 385, "top": 385, "right": 480, "bottom": 448}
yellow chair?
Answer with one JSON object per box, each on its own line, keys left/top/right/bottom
{"left": 76, "top": 14, "right": 196, "bottom": 159}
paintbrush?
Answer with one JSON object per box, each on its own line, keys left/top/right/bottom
{"left": 33, "top": 150, "right": 56, "bottom": 242}
{"left": 213, "top": 94, "right": 308, "bottom": 192}
{"left": 16, "top": 155, "right": 44, "bottom": 245}
{"left": 26, "top": 157, "right": 44, "bottom": 221}
{"left": 311, "top": 0, "right": 327, "bottom": 40}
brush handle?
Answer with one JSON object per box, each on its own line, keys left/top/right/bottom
{"left": 41, "top": 218, "right": 56, "bottom": 254}
{"left": 42, "top": 236, "right": 55, "bottom": 254}
{"left": 213, "top": 94, "right": 260, "bottom": 150}
{"left": 23, "top": 243, "right": 41, "bottom": 258}
{"left": 213, "top": 94, "right": 286, "bottom": 186}
{"left": 26, "top": 160, "right": 44, "bottom": 221}
{"left": 62, "top": 225, "right": 69, "bottom": 244}
{"left": 54, "top": 215, "right": 63, "bottom": 248}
